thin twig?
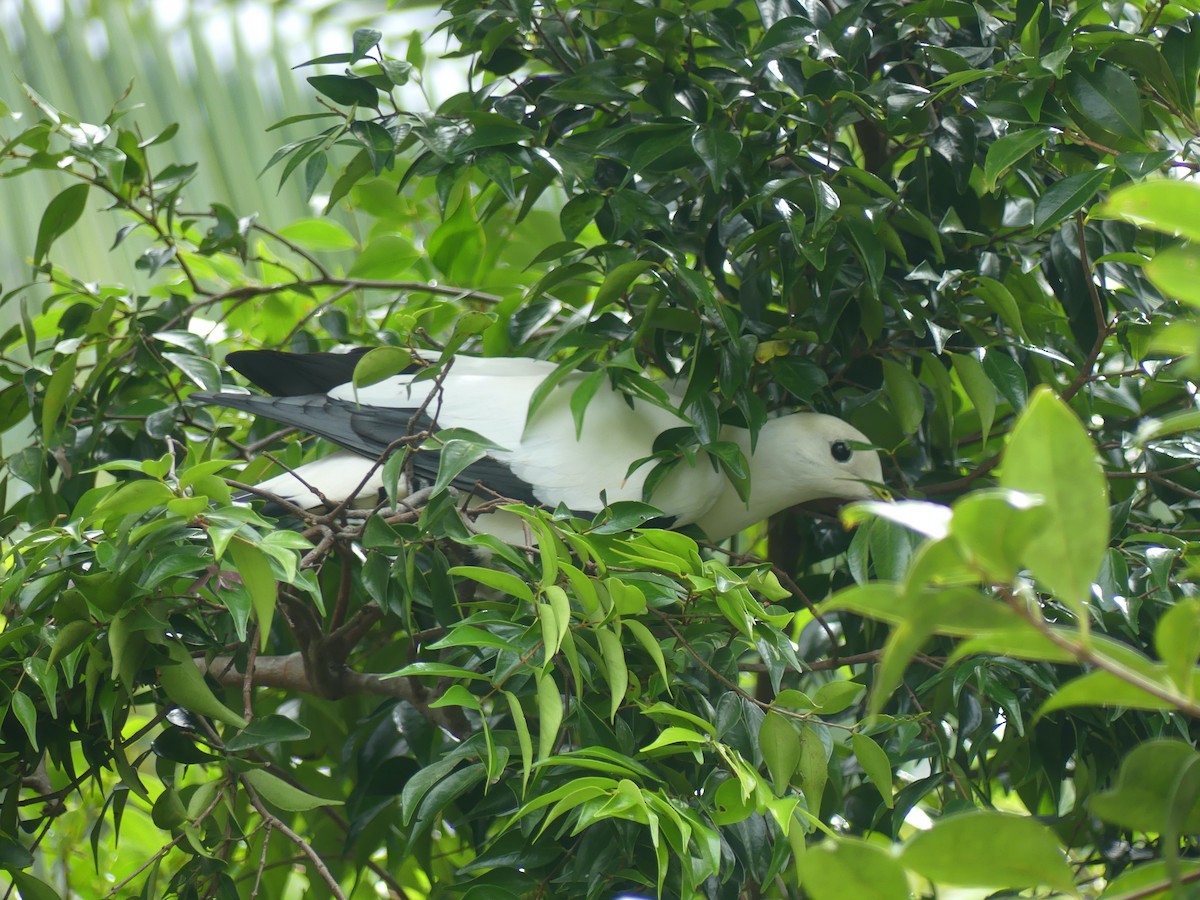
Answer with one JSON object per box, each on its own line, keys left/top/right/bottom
{"left": 242, "top": 782, "right": 348, "bottom": 900}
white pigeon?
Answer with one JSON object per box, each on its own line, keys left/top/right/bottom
{"left": 193, "top": 349, "right": 883, "bottom": 541}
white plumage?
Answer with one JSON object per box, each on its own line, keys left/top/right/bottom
{"left": 194, "top": 350, "right": 883, "bottom": 541}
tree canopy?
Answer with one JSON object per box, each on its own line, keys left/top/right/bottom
{"left": 3, "top": 0, "right": 1200, "bottom": 897}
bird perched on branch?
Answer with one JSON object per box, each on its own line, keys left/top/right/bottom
{"left": 192, "top": 349, "right": 883, "bottom": 541}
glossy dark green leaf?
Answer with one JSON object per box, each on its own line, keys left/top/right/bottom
{"left": 1031, "top": 168, "right": 1109, "bottom": 236}
{"left": 982, "top": 127, "right": 1051, "bottom": 192}
{"left": 1065, "top": 63, "right": 1144, "bottom": 142}
{"left": 691, "top": 125, "right": 742, "bottom": 187}
{"left": 34, "top": 183, "right": 89, "bottom": 265}
{"left": 306, "top": 74, "right": 380, "bottom": 109}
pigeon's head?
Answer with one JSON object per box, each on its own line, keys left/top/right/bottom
{"left": 776, "top": 413, "right": 884, "bottom": 503}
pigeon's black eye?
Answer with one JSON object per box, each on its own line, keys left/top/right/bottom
{"left": 830, "top": 440, "right": 853, "bottom": 463}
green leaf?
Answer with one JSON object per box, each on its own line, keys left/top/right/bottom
{"left": 950, "top": 352, "right": 996, "bottom": 444}
{"left": 384, "top": 661, "right": 490, "bottom": 681}
{"left": 759, "top": 712, "right": 801, "bottom": 795}
{"left": 352, "top": 27, "right": 382, "bottom": 58}
{"left": 900, "top": 810, "right": 1075, "bottom": 892}
{"left": 227, "top": 539, "right": 276, "bottom": 651}
{"left": 448, "top": 566, "right": 535, "bottom": 603}
{"left": 597, "top": 627, "right": 628, "bottom": 721}
{"left": 559, "top": 193, "right": 604, "bottom": 240}
{"left": 999, "top": 387, "right": 1109, "bottom": 611}
{"left": 851, "top": 734, "right": 894, "bottom": 808}
{"left": 429, "top": 684, "right": 483, "bottom": 711}
{"left": 158, "top": 643, "right": 248, "bottom": 729}
{"left": 691, "top": 125, "right": 742, "bottom": 186}
{"left": 10, "top": 872, "right": 61, "bottom": 900}
{"left": 459, "top": 113, "right": 533, "bottom": 152}
{"left": 1156, "top": 598, "right": 1200, "bottom": 693}
{"left": 425, "top": 625, "right": 521, "bottom": 654}
{"left": 0, "top": 835, "right": 33, "bottom": 869}
{"left": 1066, "top": 63, "right": 1144, "bottom": 142}
{"left": 224, "top": 715, "right": 311, "bottom": 752}
{"left": 41, "top": 353, "right": 77, "bottom": 446}
{"left": 796, "top": 722, "right": 829, "bottom": 812}
{"left": 881, "top": 359, "right": 923, "bottom": 434}
{"left": 431, "top": 439, "right": 489, "bottom": 496}
{"left": 1090, "top": 739, "right": 1200, "bottom": 833}
{"left": 972, "top": 277, "right": 1027, "bottom": 341}
{"left": 949, "top": 489, "right": 1045, "bottom": 583}
{"left": 536, "top": 671, "right": 563, "bottom": 761}
{"left": 1146, "top": 243, "right": 1200, "bottom": 307}
{"left": 624, "top": 619, "right": 670, "bottom": 692}
{"left": 347, "top": 234, "right": 421, "bottom": 278}
{"left": 34, "top": 183, "right": 90, "bottom": 266}
{"left": 801, "top": 838, "right": 911, "bottom": 900}
{"left": 12, "top": 691, "right": 38, "bottom": 750}
{"left": 503, "top": 690, "right": 533, "bottom": 789}
{"left": 164, "top": 352, "right": 221, "bottom": 392}
{"left": 242, "top": 769, "right": 342, "bottom": 811}
{"left": 1031, "top": 168, "right": 1109, "bottom": 236}
{"left": 982, "top": 128, "right": 1051, "bottom": 193}
{"left": 306, "top": 74, "right": 379, "bottom": 109}
{"left": 595, "top": 260, "right": 655, "bottom": 307}
{"left": 1038, "top": 667, "right": 1183, "bottom": 714}
{"left": 812, "top": 680, "right": 865, "bottom": 715}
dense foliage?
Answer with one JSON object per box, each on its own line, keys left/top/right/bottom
{"left": 3, "top": 0, "right": 1200, "bottom": 896}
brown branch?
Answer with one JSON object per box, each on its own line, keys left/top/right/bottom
{"left": 1000, "top": 589, "right": 1200, "bottom": 718}
{"left": 242, "top": 783, "right": 347, "bottom": 900}
{"left": 201, "top": 653, "right": 469, "bottom": 737}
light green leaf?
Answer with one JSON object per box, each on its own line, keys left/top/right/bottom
{"left": 503, "top": 691, "right": 533, "bottom": 791}
{"left": 449, "top": 566, "right": 535, "bottom": 603}
{"left": 999, "top": 387, "right": 1109, "bottom": 612}
{"left": 34, "top": 183, "right": 90, "bottom": 265}
{"left": 242, "top": 769, "right": 342, "bottom": 811}
{"left": 801, "top": 838, "right": 911, "bottom": 900}
{"left": 597, "top": 627, "right": 628, "bottom": 721}
{"left": 1156, "top": 598, "right": 1200, "bottom": 693}
{"left": 1038, "top": 666, "right": 1185, "bottom": 714}
{"left": 1146, "top": 243, "right": 1200, "bottom": 307}
{"left": 624, "top": 619, "right": 670, "bottom": 693}
{"left": 536, "top": 671, "right": 563, "bottom": 761}
{"left": 950, "top": 489, "right": 1045, "bottom": 583}
{"left": 351, "top": 346, "right": 414, "bottom": 389}
{"left": 950, "top": 351, "right": 996, "bottom": 444}
{"left": 1090, "top": 739, "right": 1200, "bottom": 833}
{"left": 759, "top": 712, "right": 801, "bottom": 795}
{"left": 41, "top": 354, "right": 77, "bottom": 446}
{"left": 851, "top": 733, "right": 894, "bottom": 808}
{"left": 1095, "top": 179, "right": 1200, "bottom": 240}
{"left": 227, "top": 539, "right": 276, "bottom": 651}
{"left": 900, "top": 810, "right": 1075, "bottom": 892}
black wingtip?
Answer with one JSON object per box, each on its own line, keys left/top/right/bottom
{"left": 226, "top": 348, "right": 374, "bottom": 396}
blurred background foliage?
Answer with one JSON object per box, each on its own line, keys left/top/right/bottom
{"left": 0, "top": 0, "right": 455, "bottom": 290}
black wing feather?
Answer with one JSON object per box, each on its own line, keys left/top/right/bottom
{"left": 194, "top": 390, "right": 546, "bottom": 507}
{"left": 225, "top": 348, "right": 374, "bottom": 397}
